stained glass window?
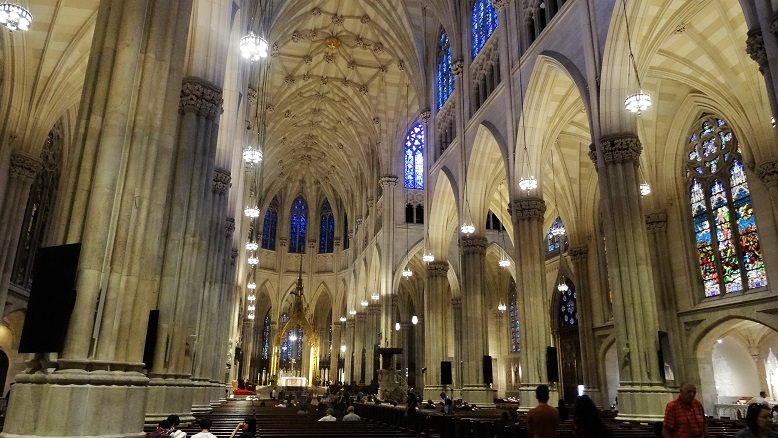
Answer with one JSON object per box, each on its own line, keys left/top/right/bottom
{"left": 436, "top": 28, "right": 454, "bottom": 110}
{"left": 471, "top": 0, "right": 499, "bottom": 59}
{"left": 262, "top": 196, "right": 279, "bottom": 250}
{"left": 319, "top": 199, "right": 335, "bottom": 253}
{"left": 546, "top": 217, "right": 568, "bottom": 257}
{"left": 508, "top": 279, "right": 520, "bottom": 352}
{"left": 289, "top": 195, "right": 308, "bottom": 253}
{"left": 262, "top": 310, "right": 271, "bottom": 359}
{"left": 686, "top": 115, "right": 766, "bottom": 297}
{"left": 559, "top": 280, "right": 578, "bottom": 328}
{"left": 404, "top": 123, "right": 425, "bottom": 189}
{"left": 343, "top": 214, "right": 350, "bottom": 250}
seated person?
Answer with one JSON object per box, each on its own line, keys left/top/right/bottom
{"left": 342, "top": 406, "right": 361, "bottom": 421}
{"left": 318, "top": 408, "right": 337, "bottom": 422}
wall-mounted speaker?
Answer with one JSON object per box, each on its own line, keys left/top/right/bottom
{"left": 441, "top": 361, "right": 452, "bottom": 385}
{"left": 483, "top": 355, "right": 494, "bottom": 384}
{"left": 546, "top": 346, "right": 560, "bottom": 382}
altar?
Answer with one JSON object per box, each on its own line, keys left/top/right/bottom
{"left": 279, "top": 376, "right": 308, "bottom": 388}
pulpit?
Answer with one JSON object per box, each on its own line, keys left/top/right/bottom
{"left": 375, "top": 348, "right": 406, "bottom": 402}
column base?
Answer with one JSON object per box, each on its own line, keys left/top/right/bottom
{"left": 191, "top": 378, "right": 213, "bottom": 415}
{"left": 0, "top": 369, "right": 148, "bottom": 437}
{"left": 209, "top": 380, "right": 225, "bottom": 408}
{"left": 145, "top": 376, "right": 195, "bottom": 426}
{"left": 614, "top": 384, "right": 674, "bottom": 421}
{"left": 517, "top": 384, "right": 559, "bottom": 412}
{"left": 460, "top": 386, "right": 496, "bottom": 406}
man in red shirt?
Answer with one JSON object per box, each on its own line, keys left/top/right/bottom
{"left": 527, "top": 385, "right": 560, "bottom": 438}
{"left": 662, "top": 382, "right": 708, "bottom": 438}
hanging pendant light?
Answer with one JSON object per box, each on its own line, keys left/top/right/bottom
{"left": 371, "top": 292, "right": 380, "bottom": 301}
{"left": 460, "top": 222, "right": 475, "bottom": 235}
{"left": 422, "top": 252, "right": 435, "bottom": 263}
{"left": 640, "top": 182, "right": 651, "bottom": 196}
{"left": 519, "top": 175, "right": 538, "bottom": 193}
{"left": 339, "top": 316, "right": 347, "bottom": 322}
{"left": 248, "top": 304, "right": 255, "bottom": 311}
{"left": 499, "top": 258, "right": 511, "bottom": 268}
{"left": 557, "top": 279, "right": 569, "bottom": 292}
{"left": 411, "top": 315, "right": 418, "bottom": 325}
{"left": 620, "top": 0, "right": 651, "bottom": 115}
{"left": 240, "top": 31, "right": 269, "bottom": 61}
{"left": 0, "top": 3, "right": 32, "bottom": 31}
{"left": 395, "top": 322, "right": 401, "bottom": 331}
{"left": 248, "top": 254, "right": 259, "bottom": 265}
{"left": 242, "top": 145, "right": 263, "bottom": 164}
{"left": 247, "top": 281, "right": 257, "bottom": 290}
{"left": 248, "top": 312, "right": 255, "bottom": 320}
{"left": 402, "top": 267, "right": 413, "bottom": 278}
{"left": 360, "top": 300, "right": 369, "bottom": 307}
{"left": 248, "top": 294, "right": 256, "bottom": 301}
{"left": 551, "top": 225, "right": 566, "bottom": 237}
{"left": 349, "top": 309, "right": 357, "bottom": 315}
{"left": 497, "top": 302, "right": 507, "bottom": 312}
{"left": 246, "top": 241, "right": 259, "bottom": 251}
{"left": 244, "top": 206, "right": 260, "bottom": 218}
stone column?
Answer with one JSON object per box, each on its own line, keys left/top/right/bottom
{"left": 2, "top": 1, "right": 194, "bottom": 436}
{"left": 367, "top": 304, "right": 381, "bottom": 383}
{"left": 0, "top": 152, "right": 41, "bottom": 313}
{"left": 344, "top": 319, "right": 356, "bottom": 384}
{"left": 756, "top": 161, "right": 778, "bottom": 241}
{"left": 511, "top": 197, "right": 557, "bottom": 409}
{"left": 568, "top": 245, "right": 603, "bottom": 405}
{"left": 460, "top": 236, "right": 495, "bottom": 404}
{"left": 423, "top": 261, "right": 449, "bottom": 400}
{"left": 380, "top": 176, "right": 397, "bottom": 346}
{"left": 589, "top": 134, "right": 671, "bottom": 420}
{"left": 354, "top": 313, "right": 366, "bottom": 383}
{"left": 452, "top": 297, "right": 463, "bottom": 391}
{"left": 330, "top": 323, "right": 342, "bottom": 383}
{"left": 400, "top": 322, "right": 411, "bottom": 380}
{"left": 645, "top": 212, "right": 685, "bottom": 383}
{"left": 414, "top": 317, "right": 425, "bottom": 391}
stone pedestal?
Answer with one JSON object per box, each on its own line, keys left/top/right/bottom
{"left": 145, "top": 377, "right": 195, "bottom": 426}
{"left": 615, "top": 385, "right": 675, "bottom": 421}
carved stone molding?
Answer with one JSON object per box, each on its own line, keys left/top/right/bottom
{"left": 380, "top": 175, "right": 398, "bottom": 187}
{"left": 213, "top": 168, "right": 231, "bottom": 194}
{"left": 225, "top": 217, "right": 235, "bottom": 237}
{"left": 746, "top": 30, "right": 768, "bottom": 74}
{"left": 420, "top": 109, "right": 431, "bottom": 124}
{"left": 462, "top": 235, "right": 488, "bottom": 255}
{"left": 278, "top": 237, "right": 288, "bottom": 248}
{"left": 452, "top": 59, "right": 465, "bottom": 76}
{"left": 247, "top": 87, "right": 258, "bottom": 106}
{"left": 590, "top": 133, "right": 642, "bottom": 166}
{"left": 511, "top": 197, "right": 546, "bottom": 221}
{"left": 645, "top": 212, "right": 668, "bottom": 232}
{"left": 180, "top": 77, "right": 224, "bottom": 119}
{"left": 771, "top": 12, "right": 778, "bottom": 38}
{"left": 428, "top": 260, "right": 449, "bottom": 277}
{"left": 10, "top": 151, "right": 41, "bottom": 180}
{"left": 491, "top": 0, "right": 511, "bottom": 9}
{"left": 230, "top": 248, "right": 238, "bottom": 266}
{"left": 367, "top": 198, "right": 374, "bottom": 209}
{"left": 569, "top": 245, "right": 588, "bottom": 261}
{"left": 756, "top": 160, "right": 778, "bottom": 187}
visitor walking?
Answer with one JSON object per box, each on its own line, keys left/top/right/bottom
{"left": 661, "top": 382, "right": 707, "bottom": 438}
{"left": 527, "top": 385, "right": 560, "bottom": 438}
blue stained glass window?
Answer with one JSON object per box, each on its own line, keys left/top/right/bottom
{"left": 558, "top": 280, "right": 578, "bottom": 328}
{"left": 508, "top": 279, "right": 520, "bottom": 352}
{"left": 546, "top": 217, "right": 568, "bottom": 257}
{"left": 436, "top": 28, "right": 454, "bottom": 110}
{"left": 262, "top": 197, "right": 279, "bottom": 250}
{"left": 289, "top": 195, "right": 308, "bottom": 253}
{"left": 687, "top": 115, "right": 766, "bottom": 297}
{"left": 404, "top": 123, "right": 425, "bottom": 189}
{"left": 319, "top": 199, "right": 335, "bottom": 253}
{"left": 471, "top": 0, "right": 499, "bottom": 59}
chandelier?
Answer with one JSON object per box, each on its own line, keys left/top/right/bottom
{"left": 411, "top": 315, "right": 418, "bottom": 325}
{"left": 349, "top": 309, "right": 357, "bottom": 315}
{"left": 244, "top": 206, "right": 260, "bottom": 218}
{"left": 248, "top": 304, "right": 255, "bottom": 311}
{"left": 557, "top": 280, "right": 569, "bottom": 292}
{"left": 371, "top": 292, "right": 380, "bottom": 301}
{"left": 621, "top": 0, "right": 651, "bottom": 114}
{"left": 248, "top": 312, "right": 255, "bottom": 320}
{"left": 497, "top": 303, "right": 507, "bottom": 312}
{"left": 243, "top": 145, "right": 263, "bottom": 164}
{"left": 248, "top": 254, "right": 259, "bottom": 265}
{"left": 402, "top": 267, "right": 413, "bottom": 278}
{"left": 289, "top": 333, "right": 297, "bottom": 341}
{"left": 247, "top": 281, "right": 256, "bottom": 290}
{"left": 640, "top": 182, "right": 651, "bottom": 196}
{"left": 248, "top": 294, "right": 256, "bottom": 301}
{"left": 422, "top": 252, "right": 434, "bottom": 263}
{"left": 395, "top": 322, "right": 401, "bottom": 331}
{"left": 551, "top": 226, "right": 566, "bottom": 237}
{"left": 246, "top": 241, "right": 259, "bottom": 251}
{"left": 0, "top": 3, "right": 32, "bottom": 31}
{"left": 460, "top": 222, "right": 475, "bottom": 235}
{"left": 519, "top": 176, "right": 538, "bottom": 193}
{"left": 360, "top": 299, "right": 369, "bottom": 307}
{"left": 499, "top": 258, "right": 511, "bottom": 268}
{"left": 339, "top": 316, "right": 347, "bottom": 322}
{"left": 240, "top": 31, "right": 269, "bottom": 61}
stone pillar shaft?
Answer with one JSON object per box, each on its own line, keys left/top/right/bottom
{"left": 569, "top": 245, "right": 602, "bottom": 405}
{"left": 354, "top": 313, "right": 366, "bottom": 383}
{"left": 590, "top": 134, "right": 669, "bottom": 420}
{"left": 330, "top": 323, "right": 342, "bottom": 382}
{"left": 380, "top": 176, "right": 397, "bottom": 347}
{"left": 344, "top": 320, "right": 355, "bottom": 384}
{"left": 423, "top": 261, "right": 448, "bottom": 400}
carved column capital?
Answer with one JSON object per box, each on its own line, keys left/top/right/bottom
{"left": 180, "top": 77, "right": 223, "bottom": 118}
{"left": 380, "top": 175, "right": 398, "bottom": 187}
{"left": 452, "top": 59, "right": 465, "bottom": 76}
{"left": 230, "top": 248, "right": 239, "bottom": 266}
{"left": 590, "top": 133, "right": 642, "bottom": 166}
{"left": 511, "top": 197, "right": 546, "bottom": 221}
{"left": 569, "top": 245, "right": 588, "bottom": 261}
{"left": 225, "top": 217, "right": 236, "bottom": 238}
{"left": 213, "top": 168, "right": 231, "bottom": 194}
{"left": 10, "top": 151, "right": 41, "bottom": 180}
{"left": 462, "top": 235, "right": 488, "bottom": 255}
{"left": 367, "top": 198, "right": 375, "bottom": 209}
{"left": 756, "top": 160, "right": 778, "bottom": 187}
{"left": 428, "top": 260, "right": 449, "bottom": 277}
{"left": 746, "top": 30, "right": 768, "bottom": 73}
{"left": 645, "top": 212, "right": 668, "bottom": 232}
{"left": 491, "top": 0, "right": 511, "bottom": 10}
{"left": 420, "top": 109, "right": 432, "bottom": 124}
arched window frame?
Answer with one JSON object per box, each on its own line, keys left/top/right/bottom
{"left": 404, "top": 122, "right": 425, "bottom": 190}
{"left": 436, "top": 28, "right": 454, "bottom": 111}
{"left": 262, "top": 196, "right": 279, "bottom": 250}
{"left": 319, "top": 199, "right": 335, "bottom": 253}
{"left": 686, "top": 114, "right": 767, "bottom": 297}
{"left": 471, "top": 0, "right": 499, "bottom": 60}
{"left": 289, "top": 195, "right": 308, "bottom": 254}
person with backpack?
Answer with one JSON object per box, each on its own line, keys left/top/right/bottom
{"left": 147, "top": 420, "right": 172, "bottom": 438}
{"left": 166, "top": 415, "right": 186, "bottom": 438}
